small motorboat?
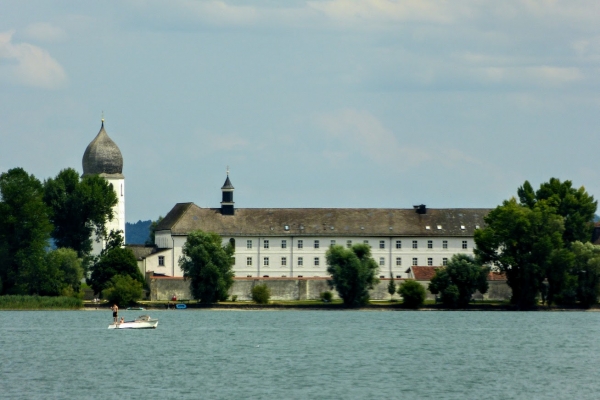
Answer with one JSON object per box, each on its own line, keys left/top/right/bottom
{"left": 108, "top": 315, "right": 159, "bottom": 329}
{"left": 126, "top": 307, "right": 145, "bottom": 310}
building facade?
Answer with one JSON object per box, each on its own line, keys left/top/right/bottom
{"left": 149, "top": 174, "right": 490, "bottom": 278}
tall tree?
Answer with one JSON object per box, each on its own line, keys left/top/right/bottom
{"left": 42, "top": 248, "right": 84, "bottom": 296}
{"left": 43, "top": 168, "right": 118, "bottom": 257}
{"left": 179, "top": 230, "right": 235, "bottom": 303}
{"left": 0, "top": 168, "right": 53, "bottom": 295}
{"left": 145, "top": 216, "right": 163, "bottom": 246}
{"left": 475, "top": 198, "right": 564, "bottom": 309}
{"left": 428, "top": 254, "right": 489, "bottom": 308}
{"left": 569, "top": 241, "right": 600, "bottom": 307}
{"left": 87, "top": 231, "right": 144, "bottom": 296}
{"left": 325, "top": 244, "right": 379, "bottom": 307}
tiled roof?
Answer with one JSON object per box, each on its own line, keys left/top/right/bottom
{"left": 156, "top": 203, "right": 490, "bottom": 237}
{"left": 126, "top": 244, "right": 169, "bottom": 260}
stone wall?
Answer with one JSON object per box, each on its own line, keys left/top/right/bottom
{"left": 147, "top": 274, "right": 511, "bottom": 302}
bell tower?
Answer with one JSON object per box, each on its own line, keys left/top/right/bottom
{"left": 220, "top": 167, "right": 234, "bottom": 216}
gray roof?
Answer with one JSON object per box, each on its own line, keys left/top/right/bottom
{"left": 82, "top": 121, "right": 124, "bottom": 177}
{"left": 221, "top": 175, "right": 234, "bottom": 189}
{"left": 126, "top": 244, "right": 170, "bottom": 260}
{"left": 156, "top": 203, "right": 490, "bottom": 237}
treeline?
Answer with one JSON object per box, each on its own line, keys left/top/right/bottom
{"left": 0, "top": 167, "right": 146, "bottom": 305}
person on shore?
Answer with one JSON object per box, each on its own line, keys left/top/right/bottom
{"left": 111, "top": 304, "right": 118, "bottom": 323}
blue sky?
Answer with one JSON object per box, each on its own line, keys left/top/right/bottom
{"left": 1, "top": 1, "right": 599, "bottom": 222}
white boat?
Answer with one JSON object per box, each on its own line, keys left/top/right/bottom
{"left": 108, "top": 315, "right": 159, "bottom": 329}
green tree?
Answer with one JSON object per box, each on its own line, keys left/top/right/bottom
{"left": 387, "top": 274, "right": 396, "bottom": 301}
{"left": 44, "top": 248, "right": 84, "bottom": 296}
{"left": 87, "top": 231, "right": 144, "bottom": 296}
{"left": 145, "top": 216, "right": 163, "bottom": 246}
{"left": 179, "top": 230, "right": 235, "bottom": 303}
{"left": 569, "top": 241, "right": 600, "bottom": 307}
{"left": 325, "top": 244, "right": 379, "bottom": 307}
{"left": 475, "top": 198, "right": 564, "bottom": 309}
{"left": 43, "top": 168, "right": 118, "bottom": 257}
{"left": 398, "top": 279, "right": 426, "bottom": 309}
{"left": 428, "top": 254, "right": 489, "bottom": 308}
{"left": 102, "top": 274, "right": 144, "bottom": 306}
{"left": 0, "top": 168, "right": 53, "bottom": 295}
{"left": 251, "top": 284, "right": 271, "bottom": 304}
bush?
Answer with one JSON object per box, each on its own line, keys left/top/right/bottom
{"left": 320, "top": 291, "right": 333, "bottom": 302}
{"left": 398, "top": 280, "right": 426, "bottom": 309}
{"left": 102, "top": 275, "right": 144, "bottom": 307}
{"left": 251, "top": 284, "right": 271, "bottom": 304}
{"left": 231, "top": 295, "right": 238, "bottom": 302}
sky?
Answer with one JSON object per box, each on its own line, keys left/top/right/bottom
{"left": 1, "top": 0, "right": 599, "bottom": 223}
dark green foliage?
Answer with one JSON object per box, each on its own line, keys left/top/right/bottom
{"left": 251, "top": 284, "right": 271, "bottom": 304}
{"left": 87, "top": 231, "right": 144, "bottom": 296}
{"left": 125, "top": 220, "right": 152, "bottom": 244}
{"left": 387, "top": 274, "right": 396, "bottom": 300}
{"left": 398, "top": 280, "right": 426, "bottom": 309}
{"left": 41, "top": 248, "right": 84, "bottom": 296}
{"left": 569, "top": 241, "right": 600, "bottom": 307}
{"left": 145, "top": 216, "right": 163, "bottom": 246}
{"left": 179, "top": 230, "right": 235, "bottom": 303}
{"left": 102, "top": 275, "right": 144, "bottom": 306}
{"left": 0, "top": 168, "right": 53, "bottom": 295}
{"left": 428, "top": 254, "right": 489, "bottom": 308}
{"left": 43, "top": 168, "right": 118, "bottom": 257}
{"left": 326, "top": 244, "right": 379, "bottom": 307}
{"left": 320, "top": 290, "right": 333, "bottom": 302}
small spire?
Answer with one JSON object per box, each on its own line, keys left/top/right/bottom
{"left": 226, "top": 165, "right": 229, "bottom": 176}
{"left": 101, "top": 111, "right": 105, "bottom": 128}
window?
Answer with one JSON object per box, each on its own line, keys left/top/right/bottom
{"left": 396, "top": 257, "right": 402, "bottom": 266}
{"left": 231, "top": 257, "right": 236, "bottom": 265}
{"left": 427, "top": 258, "right": 433, "bottom": 266}
{"left": 379, "top": 257, "right": 385, "bottom": 266}
{"left": 314, "top": 257, "right": 320, "bottom": 266}
{"left": 364, "top": 240, "right": 369, "bottom": 245}
{"left": 298, "top": 257, "right": 303, "bottom": 266}
{"left": 263, "top": 240, "right": 269, "bottom": 249}
{"left": 246, "top": 257, "right": 252, "bottom": 266}
{"left": 158, "top": 256, "right": 165, "bottom": 266}
{"left": 330, "top": 240, "right": 336, "bottom": 247}
{"left": 379, "top": 240, "right": 385, "bottom": 249}
{"left": 412, "top": 240, "right": 418, "bottom": 249}
{"left": 314, "top": 240, "right": 320, "bottom": 249}
{"left": 263, "top": 257, "right": 269, "bottom": 267}
{"left": 229, "top": 238, "right": 235, "bottom": 248}
{"left": 247, "top": 240, "right": 252, "bottom": 249}
{"left": 396, "top": 240, "right": 402, "bottom": 249}
{"left": 281, "top": 257, "right": 287, "bottom": 266}
{"left": 298, "top": 240, "right": 303, "bottom": 249}
{"left": 347, "top": 240, "right": 352, "bottom": 248}
{"left": 412, "top": 257, "right": 418, "bottom": 266}
{"left": 427, "top": 240, "right": 433, "bottom": 249}
{"left": 462, "top": 240, "right": 468, "bottom": 249}
{"left": 281, "top": 240, "right": 287, "bottom": 249}
{"left": 442, "top": 240, "right": 448, "bottom": 249}
{"left": 442, "top": 258, "right": 448, "bottom": 266}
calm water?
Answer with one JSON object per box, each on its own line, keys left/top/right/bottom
{"left": 0, "top": 310, "right": 599, "bottom": 399}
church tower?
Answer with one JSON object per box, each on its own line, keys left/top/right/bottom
{"left": 220, "top": 168, "right": 234, "bottom": 215}
{"left": 82, "top": 119, "right": 125, "bottom": 254}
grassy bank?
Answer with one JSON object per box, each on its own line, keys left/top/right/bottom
{"left": 0, "top": 295, "right": 83, "bottom": 310}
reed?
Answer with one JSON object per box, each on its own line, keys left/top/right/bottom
{"left": 0, "top": 295, "right": 83, "bottom": 310}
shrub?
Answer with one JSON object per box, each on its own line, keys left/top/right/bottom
{"left": 102, "top": 275, "right": 144, "bottom": 307}
{"left": 231, "top": 295, "right": 238, "bottom": 302}
{"left": 398, "top": 280, "right": 426, "bottom": 309}
{"left": 251, "top": 284, "right": 271, "bottom": 304}
{"left": 320, "top": 291, "right": 333, "bottom": 302}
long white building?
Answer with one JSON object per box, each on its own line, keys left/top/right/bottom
{"left": 147, "top": 174, "right": 490, "bottom": 278}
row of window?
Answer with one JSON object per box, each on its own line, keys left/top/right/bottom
{"left": 239, "top": 256, "right": 450, "bottom": 267}
{"left": 248, "top": 239, "right": 469, "bottom": 250}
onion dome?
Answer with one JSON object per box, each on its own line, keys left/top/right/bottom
{"left": 82, "top": 120, "right": 124, "bottom": 177}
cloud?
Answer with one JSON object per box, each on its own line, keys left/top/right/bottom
{"left": 23, "top": 23, "right": 67, "bottom": 43}
{"left": 0, "top": 31, "right": 67, "bottom": 89}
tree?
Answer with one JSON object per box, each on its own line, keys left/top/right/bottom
{"left": 87, "top": 231, "right": 144, "bottom": 296}
{"left": 569, "top": 241, "right": 600, "bottom": 307}
{"left": 102, "top": 275, "right": 144, "bottom": 306}
{"left": 325, "top": 244, "right": 379, "bottom": 307}
{"left": 398, "top": 280, "right": 426, "bottom": 309}
{"left": 0, "top": 168, "right": 53, "bottom": 295}
{"left": 43, "top": 168, "right": 118, "bottom": 257}
{"left": 179, "top": 230, "right": 235, "bottom": 303}
{"left": 428, "top": 254, "right": 489, "bottom": 308}
{"left": 475, "top": 198, "right": 564, "bottom": 309}
{"left": 145, "top": 216, "right": 163, "bottom": 246}
{"left": 251, "top": 284, "right": 271, "bottom": 304}
{"left": 44, "top": 248, "right": 84, "bottom": 296}
{"left": 387, "top": 274, "right": 396, "bottom": 301}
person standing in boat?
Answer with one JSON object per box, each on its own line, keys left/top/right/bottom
{"left": 111, "top": 304, "right": 118, "bottom": 323}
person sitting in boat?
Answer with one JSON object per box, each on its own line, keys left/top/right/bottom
{"left": 119, "top": 317, "right": 125, "bottom": 324}
{"left": 111, "top": 304, "right": 118, "bottom": 323}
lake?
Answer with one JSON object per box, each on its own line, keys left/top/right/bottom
{"left": 1, "top": 310, "right": 599, "bottom": 399}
